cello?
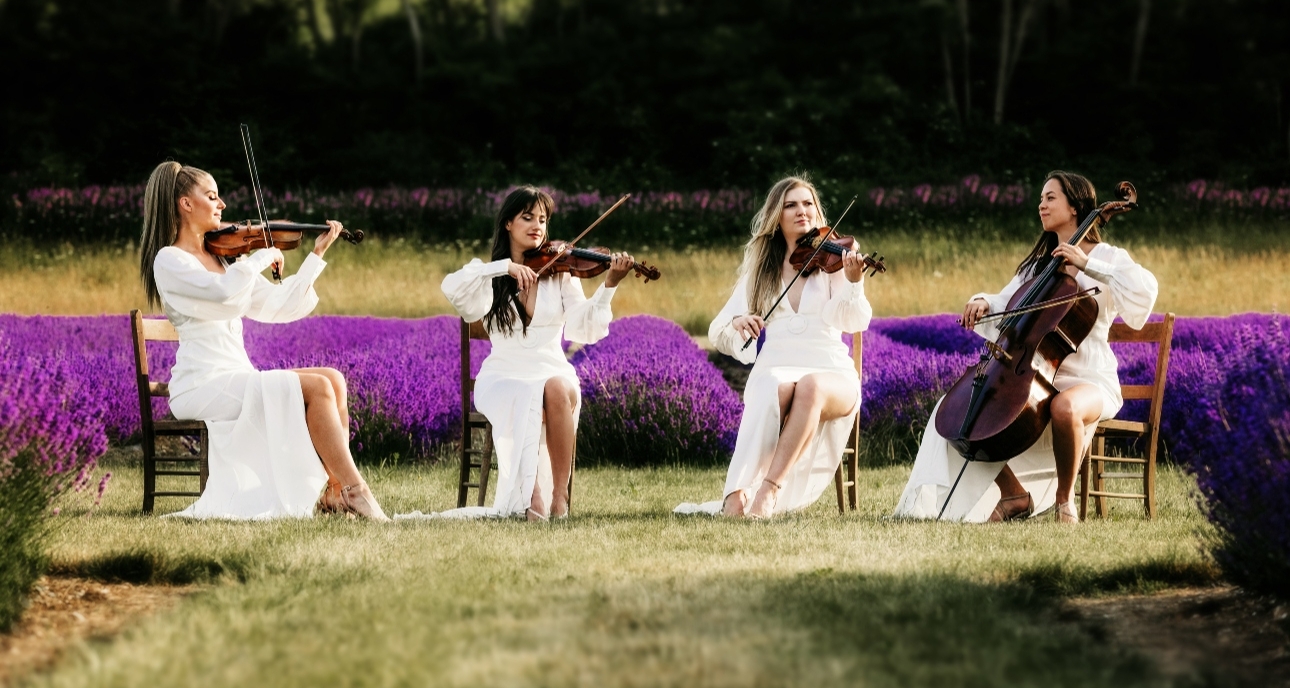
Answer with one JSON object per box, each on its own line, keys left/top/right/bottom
{"left": 933, "top": 182, "right": 1139, "bottom": 493}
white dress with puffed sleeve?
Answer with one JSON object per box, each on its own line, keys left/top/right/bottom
{"left": 675, "top": 267, "right": 872, "bottom": 515}
{"left": 893, "top": 242, "right": 1159, "bottom": 522}
{"left": 397, "top": 258, "right": 615, "bottom": 520}
{"left": 152, "top": 246, "right": 330, "bottom": 520}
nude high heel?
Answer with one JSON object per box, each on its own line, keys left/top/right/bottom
{"left": 341, "top": 483, "right": 391, "bottom": 522}
{"left": 746, "top": 479, "right": 782, "bottom": 520}
{"left": 1055, "top": 501, "right": 1080, "bottom": 524}
{"left": 316, "top": 480, "right": 345, "bottom": 515}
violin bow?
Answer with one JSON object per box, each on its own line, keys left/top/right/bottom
{"left": 740, "top": 195, "right": 859, "bottom": 352}
{"left": 533, "top": 193, "right": 632, "bottom": 279}
{"left": 964, "top": 287, "right": 1102, "bottom": 327}
{"left": 239, "top": 123, "right": 279, "bottom": 282}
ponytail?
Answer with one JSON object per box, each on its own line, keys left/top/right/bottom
{"left": 140, "top": 161, "right": 209, "bottom": 308}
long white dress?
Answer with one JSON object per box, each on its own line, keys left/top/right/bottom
{"left": 396, "top": 258, "right": 615, "bottom": 520}
{"left": 893, "top": 242, "right": 1159, "bottom": 521}
{"left": 153, "top": 246, "right": 330, "bottom": 519}
{"left": 675, "top": 268, "right": 872, "bottom": 515}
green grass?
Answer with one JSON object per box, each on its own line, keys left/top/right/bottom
{"left": 23, "top": 457, "right": 1218, "bottom": 687}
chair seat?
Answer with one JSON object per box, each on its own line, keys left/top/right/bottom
{"left": 1096, "top": 419, "right": 1148, "bottom": 435}
{"left": 154, "top": 419, "right": 207, "bottom": 433}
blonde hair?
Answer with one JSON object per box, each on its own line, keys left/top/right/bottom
{"left": 738, "top": 175, "right": 829, "bottom": 316}
{"left": 139, "top": 161, "right": 210, "bottom": 308}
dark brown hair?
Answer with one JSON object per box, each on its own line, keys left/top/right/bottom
{"left": 484, "top": 186, "right": 555, "bottom": 336}
{"left": 1015, "top": 170, "right": 1100, "bottom": 277}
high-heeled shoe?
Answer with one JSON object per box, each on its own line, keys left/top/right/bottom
{"left": 316, "top": 480, "right": 345, "bottom": 515}
{"left": 988, "top": 492, "right": 1034, "bottom": 522}
{"left": 1055, "top": 501, "right": 1080, "bottom": 524}
{"left": 746, "top": 479, "right": 782, "bottom": 520}
{"left": 341, "top": 483, "right": 391, "bottom": 522}
{"left": 720, "top": 489, "right": 749, "bottom": 517}
{"left": 525, "top": 507, "right": 549, "bottom": 522}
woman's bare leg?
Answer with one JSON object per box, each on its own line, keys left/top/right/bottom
{"left": 747, "top": 373, "right": 858, "bottom": 517}
{"left": 294, "top": 368, "right": 349, "bottom": 503}
{"left": 1050, "top": 384, "right": 1103, "bottom": 506}
{"left": 531, "top": 376, "right": 578, "bottom": 519}
{"left": 722, "top": 382, "right": 797, "bottom": 516}
{"left": 295, "top": 370, "right": 386, "bottom": 520}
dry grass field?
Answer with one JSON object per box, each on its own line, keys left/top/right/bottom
{"left": 1, "top": 231, "right": 1285, "bottom": 327}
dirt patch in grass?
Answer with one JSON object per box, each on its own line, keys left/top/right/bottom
{"left": 0, "top": 576, "right": 195, "bottom": 686}
{"left": 1064, "top": 586, "right": 1290, "bottom": 687}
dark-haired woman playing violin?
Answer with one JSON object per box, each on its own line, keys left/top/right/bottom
{"left": 894, "top": 171, "right": 1158, "bottom": 524}
{"left": 139, "top": 162, "right": 388, "bottom": 520}
{"left": 676, "top": 175, "right": 872, "bottom": 518}
{"left": 420, "top": 186, "right": 633, "bottom": 521}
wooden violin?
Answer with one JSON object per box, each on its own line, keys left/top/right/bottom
{"left": 204, "top": 220, "right": 364, "bottom": 259}
{"left": 934, "top": 181, "right": 1140, "bottom": 473}
{"left": 791, "top": 227, "right": 887, "bottom": 277}
{"left": 522, "top": 240, "right": 662, "bottom": 282}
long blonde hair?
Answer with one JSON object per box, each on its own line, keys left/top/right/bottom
{"left": 139, "top": 161, "right": 210, "bottom": 308}
{"left": 738, "top": 175, "right": 829, "bottom": 317}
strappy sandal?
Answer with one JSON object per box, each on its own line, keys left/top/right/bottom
{"left": 720, "top": 488, "right": 750, "bottom": 517}
{"left": 988, "top": 492, "right": 1034, "bottom": 522}
{"left": 1055, "top": 501, "right": 1080, "bottom": 524}
{"left": 746, "top": 479, "right": 782, "bottom": 520}
{"left": 341, "top": 483, "right": 391, "bottom": 522}
{"left": 316, "top": 480, "right": 345, "bottom": 515}
{"left": 525, "top": 507, "right": 550, "bottom": 522}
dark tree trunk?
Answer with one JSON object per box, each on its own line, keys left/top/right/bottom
{"left": 486, "top": 0, "right": 505, "bottom": 43}
{"left": 402, "top": 0, "right": 424, "bottom": 82}
{"left": 1130, "top": 0, "right": 1151, "bottom": 86}
{"left": 957, "top": 0, "right": 971, "bottom": 116}
{"left": 941, "top": 19, "right": 960, "bottom": 121}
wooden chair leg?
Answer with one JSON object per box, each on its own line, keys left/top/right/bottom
{"left": 142, "top": 435, "right": 157, "bottom": 514}
{"left": 456, "top": 428, "right": 473, "bottom": 509}
{"left": 476, "top": 426, "right": 494, "bottom": 508}
{"left": 198, "top": 425, "right": 209, "bottom": 493}
{"left": 834, "top": 465, "right": 846, "bottom": 514}
{"left": 1092, "top": 436, "right": 1108, "bottom": 518}
{"left": 1145, "top": 435, "right": 1158, "bottom": 520}
{"left": 846, "top": 450, "right": 858, "bottom": 510}
{"left": 1078, "top": 448, "right": 1090, "bottom": 521}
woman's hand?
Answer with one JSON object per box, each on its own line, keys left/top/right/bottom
{"left": 961, "top": 298, "right": 990, "bottom": 329}
{"left": 732, "top": 314, "right": 766, "bottom": 343}
{"left": 1051, "top": 242, "right": 1090, "bottom": 271}
{"left": 841, "top": 249, "right": 867, "bottom": 283}
{"left": 508, "top": 261, "right": 539, "bottom": 292}
{"left": 313, "top": 220, "right": 344, "bottom": 258}
{"left": 604, "top": 252, "right": 634, "bottom": 288}
{"left": 258, "top": 247, "right": 285, "bottom": 277}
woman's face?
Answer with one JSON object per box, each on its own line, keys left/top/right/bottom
{"left": 1038, "top": 178, "right": 1078, "bottom": 233}
{"left": 179, "top": 175, "right": 226, "bottom": 231}
{"left": 779, "top": 186, "right": 819, "bottom": 241}
{"left": 506, "top": 203, "right": 549, "bottom": 253}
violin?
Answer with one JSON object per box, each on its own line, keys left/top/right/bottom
{"left": 204, "top": 220, "right": 364, "bottom": 259}
{"left": 933, "top": 181, "right": 1140, "bottom": 486}
{"left": 522, "top": 240, "right": 662, "bottom": 282}
{"left": 790, "top": 227, "right": 887, "bottom": 277}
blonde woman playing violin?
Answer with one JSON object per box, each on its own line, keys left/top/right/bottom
{"left": 677, "top": 175, "right": 872, "bottom": 518}
{"left": 139, "top": 162, "right": 388, "bottom": 520}
{"left": 420, "top": 186, "right": 633, "bottom": 521}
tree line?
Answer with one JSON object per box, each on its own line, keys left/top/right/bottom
{"left": 1, "top": 0, "right": 1286, "bottom": 191}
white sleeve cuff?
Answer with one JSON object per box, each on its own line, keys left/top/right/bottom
{"left": 483, "top": 259, "right": 512, "bottom": 278}
{"left": 1082, "top": 257, "right": 1116, "bottom": 284}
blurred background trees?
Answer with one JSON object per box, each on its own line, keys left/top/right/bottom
{"left": 1, "top": 0, "right": 1286, "bottom": 190}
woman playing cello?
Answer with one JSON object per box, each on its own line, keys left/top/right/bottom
{"left": 894, "top": 171, "right": 1158, "bottom": 523}
{"left": 140, "top": 162, "right": 388, "bottom": 520}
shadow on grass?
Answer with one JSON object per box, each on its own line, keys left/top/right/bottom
{"left": 49, "top": 549, "right": 257, "bottom": 585}
{"left": 755, "top": 570, "right": 1168, "bottom": 687}
{"left": 1017, "top": 555, "right": 1223, "bottom": 597}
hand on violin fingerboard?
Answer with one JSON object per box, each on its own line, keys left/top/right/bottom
{"left": 841, "top": 250, "right": 867, "bottom": 283}
{"left": 604, "top": 252, "right": 635, "bottom": 288}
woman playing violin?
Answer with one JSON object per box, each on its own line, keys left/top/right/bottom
{"left": 677, "top": 175, "right": 872, "bottom": 518}
{"left": 894, "top": 171, "right": 1158, "bottom": 523}
{"left": 431, "top": 186, "right": 634, "bottom": 520}
{"left": 139, "top": 162, "right": 389, "bottom": 520}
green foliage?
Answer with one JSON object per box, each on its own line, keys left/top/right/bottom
{"left": 0, "top": 451, "right": 55, "bottom": 632}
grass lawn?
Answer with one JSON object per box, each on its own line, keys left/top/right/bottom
{"left": 30, "top": 458, "right": 1217, "bottom": 687}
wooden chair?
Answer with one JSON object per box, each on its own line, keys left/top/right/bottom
{"left": 457, "top": 318, "right": 577, "bottom": 511}
{"left": 833, "top": 331, "right": 863, "bottom": 513}
{"left": 130, "top": 309, "right": 209, "bottom": 513}
{"left": 1079, "top": 313, "right": 1175, "bottom": 520}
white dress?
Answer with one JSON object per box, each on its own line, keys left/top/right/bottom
{"left": 675, "top": 268, "right": 872, "bottom": 515}
{"left": 396, "top": 258, "right": 615, "bottom": 520}
{"left": 153, "top": 246, "right": 330, "bottom": 519}
{"left": 893, "top": 242, "right": 1159, "bottom": 521}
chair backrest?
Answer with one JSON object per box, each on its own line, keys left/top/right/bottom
{"left": 460, "top": 319, "right": 489, "bottom": 411}
{"left": 1107, "top": 313, "right": 1175, "bottom": 430}
{"left": 130, "top": 309, "right": 178, "bottom": 437}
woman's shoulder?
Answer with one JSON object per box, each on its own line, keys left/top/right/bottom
{"left": 154, "top": 245, "right": 194, "bottom": 270}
